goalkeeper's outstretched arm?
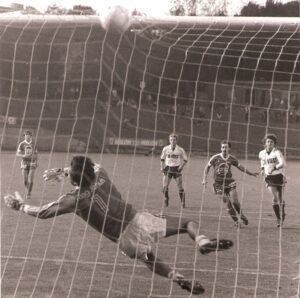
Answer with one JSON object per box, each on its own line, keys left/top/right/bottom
{"left": 4, "top": 192, "right": 76, "bottom": 219}
{"left": 43, "top": 163, "right": 102, "bottom": 182}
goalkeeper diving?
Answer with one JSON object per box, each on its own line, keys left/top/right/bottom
{"left": 4, "top": 155, "right": 234, "bottom": 295}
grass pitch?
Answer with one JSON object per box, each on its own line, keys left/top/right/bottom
{"left": 1, "top": 152, "right": 300, "bottom": 297}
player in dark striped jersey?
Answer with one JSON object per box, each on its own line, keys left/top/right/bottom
{"left": 259, "top": 134, "right": 286, "bottom": 227}
{"left": 16, "top": 130, "right": 38, "bottom": 199}
{"left": 4, "top": 155, "right": 233, "bottom": 295}
{"left": 202, "top": 140, "right": 258, "bottom": 227}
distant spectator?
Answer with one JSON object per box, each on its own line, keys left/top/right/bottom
{"left": 244, "top": 105, "right": 250, "bottom": 121}
{"left": 111, "top": 89, "right": 122, "bottom": 106}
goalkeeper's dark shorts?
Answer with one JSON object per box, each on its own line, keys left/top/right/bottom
{"left": 213, "top": 179, "right": 236, "bottom": 196}
{"left": 265, "top": 174, "right": 286, "bottom": 188}
{"left": 163, "top": 166, "right": 182, "bottom": 179}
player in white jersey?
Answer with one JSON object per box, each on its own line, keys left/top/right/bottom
{"left": 160, "top": 133, "right": 188, "bottom": 208}
{"left": 259, "top": 134, "right": 286, "bottom": 227}
{"left": 16, "top": 130, "right": 38, "bottom": 199}
{"left": 202, "top": 140, "right": 258, "bottom": 227}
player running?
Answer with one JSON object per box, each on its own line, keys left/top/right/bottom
{"left": 259, "top": 133, "right": 286, "bottom": 227}
{"left": 202, "top": 140, "right": 258, "bottom": 227}
{"left": 16, "top": 130, "right": 38, "bottom": 199}
{"left": 160, "top": 133, "right": 187, "bottom": 208}
{"left": 4, "top": 155, "right": 233, "bottom": 295}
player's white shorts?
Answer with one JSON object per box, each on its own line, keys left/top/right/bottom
{"left": 119, "top": 211, "right": 167, "bottom": 260}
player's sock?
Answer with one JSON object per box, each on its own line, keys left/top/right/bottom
{"left": 28, "top": 182, "right": 33, "bottom": 195}
{"left": 179, "top": 189, "right": 185, "bottom": 208}
{"left": 163, "top": 187, "right": 169, "bottom": 207}
{"left": 278, "top": 188, "right": 286, "bottom": 223}
{"left": 272, "top": 204, "right": 281, "bottom": 221}
{"left": 281, "top": 201, "right": 286, "bottom": 223}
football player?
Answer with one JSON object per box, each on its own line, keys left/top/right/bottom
{"left": 160, "top": 133, "right": 187, "bottom": 208}
{"left": 4, "top": 155, "right": 233, "bottom": 295}
{"left": 259, "top": 134, "right": 286, "bottom": 227}
{"left": 16, "top": 130, "right": 38, "bottom": 199}
{"left": 202, "top": 140, "right": 258, "bottom": 227}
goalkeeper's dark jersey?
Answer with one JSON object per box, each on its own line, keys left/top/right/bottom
{"left": 76, "top": 168, "right": 137, "bottom": 242}
{"left": 25, "top": 167, "right": 137, "bottom": 242}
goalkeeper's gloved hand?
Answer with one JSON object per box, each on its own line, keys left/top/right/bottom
{"left": 43, "top": 168, "right": 66, "bottom": 182}
{"left": 4, "top": 192, "right": 24, "bottom": 211}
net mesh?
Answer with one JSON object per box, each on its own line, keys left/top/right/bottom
{"left": 1, "top": 14, "right": 300, "bottom": 298}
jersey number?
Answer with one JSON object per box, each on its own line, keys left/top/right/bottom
{"left": 25, "top": 146, "right": 33, "bottom": 155}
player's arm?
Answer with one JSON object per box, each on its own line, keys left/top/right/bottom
{"left": 178, "top": 149, "right": 188, "bottom": 171}
{"left": 4, "top": 192, "right": 76, "bottom": 219}
{"left": 202, "top": 162, "right": 211, "bottom": 185}
{"left": 16, "top": 143, "right": 25, "bottom": 158}
{"left": 258, "top": 152, "right": 266, "bottom": 175}
{"left": 43, "top": 167, "right": 70, "bottom": 182}
{"left": 43, "top": 163, "right": 102, "bottom": 182}
{"left": 160, "top": 148, "right": 166, "bottom": 172}
{"left": 236, "top": 163, "right": 259, "bottom": 177}
{"left": 272, "top": 150, "right": 286, "bottom": 172}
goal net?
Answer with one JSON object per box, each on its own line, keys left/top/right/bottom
{"left": 1, "top": 14, "right": 300, "bottom": 298}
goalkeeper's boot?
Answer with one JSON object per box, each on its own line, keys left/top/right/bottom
{"left": 240, "top": 214, "right": 248, "bottom": 226}
{"left": 175, "top": 277, "right": 204, "bottom": 295}
{"left": 199, "top": 238, "right": 233, "bottom": 255}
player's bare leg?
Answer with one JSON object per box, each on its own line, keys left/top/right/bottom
{"left": 268, "top": 186, "right": 282, "bottom": 227}
{"left": 22, "top": 168, "right": 29, "bottom": 197}
{"left": 165, "top": 216, "right": 233, "bottom": 254}
{"left": 143, "top": 252, "right": 204, "bottom": 294}
{"left": 26, "top": 168, "right": 35, "bottom": 199}
{"left": 175, "top": 176, "right": 185, "bottom": 208}
{"left": 162, "top": 176, "right": 171, "bottom": 207}
{"left": 222, "top": 196, "right": 239, "bottom": 226}
{"left": 231, "top": 190, "right": 248, "bottom": 226}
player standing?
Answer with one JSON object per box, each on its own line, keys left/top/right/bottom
{"left": 160, "top": 133, "right": 188, "bottom": 208}
{"left": 16, "top": 130, "right": 38, "bottom": 199}
{"left": 259, "top": 133, "right": 286, "bottom": 227}
{"left": 4, "top": 155, "right": 233, "bottom": 295}
{"left": 202, "top": 140, "right": 258, "bottom": 227}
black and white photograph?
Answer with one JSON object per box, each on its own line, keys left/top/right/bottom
{"left": 1, "top": 0, "right": 300, "bottom": 297}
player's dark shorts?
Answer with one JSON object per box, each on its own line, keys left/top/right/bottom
{"left": 213, "top": 179, "right": 236, "bottom": 196}
{"left": 163, "top": 166, "right": 182, "bottom": 179}
{"left": 265, "top": 174, "right": 286, "bottom": 188}
{"left": 21, "top": 160, "right": 37, "bottom": 170}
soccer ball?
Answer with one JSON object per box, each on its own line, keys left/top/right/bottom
{"left": 101, "top": 5, "right": 131, "bottom": 33}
